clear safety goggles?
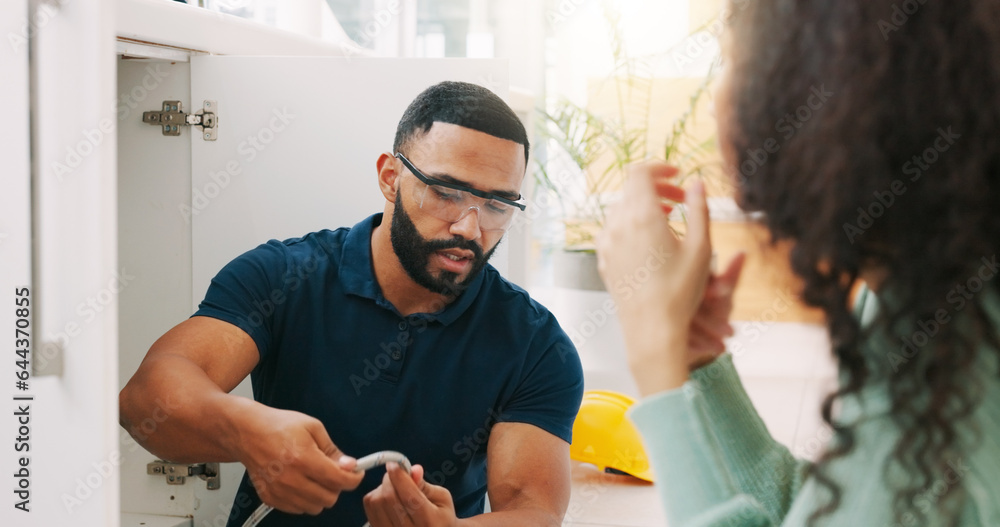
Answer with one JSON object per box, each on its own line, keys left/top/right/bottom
{"left": 396, "top": 152, "right": 526, "bottom": 232}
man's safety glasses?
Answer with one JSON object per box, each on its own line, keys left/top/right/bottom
{"left": 395, "top": 152, "right": 526, "bottom": 232}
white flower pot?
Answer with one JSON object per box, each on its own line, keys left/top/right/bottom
{"left": 553, "top": 249, "right": 606, "bottom": 291}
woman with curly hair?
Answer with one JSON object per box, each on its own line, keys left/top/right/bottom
{"left": 597, "top": 1, "right": 1000, "bottom": 525}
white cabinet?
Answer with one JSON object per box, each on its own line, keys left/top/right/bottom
{"left": 1, "top": 1, "right": 120, "bottom": 526}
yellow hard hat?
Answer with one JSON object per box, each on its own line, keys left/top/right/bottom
{"left": 570, "top": 390, "right": 654, "bottom": 482}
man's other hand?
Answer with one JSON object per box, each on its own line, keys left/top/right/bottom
{"left": 363, "top": 463, "right": 460, "bottom": 527}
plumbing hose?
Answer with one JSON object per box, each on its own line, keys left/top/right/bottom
{"left": 241, "top": 451, "right": 412, "bottom": 527}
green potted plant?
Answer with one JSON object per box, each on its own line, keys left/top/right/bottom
{"left": 534, "top": 42, "right": 720, "bottom": 290}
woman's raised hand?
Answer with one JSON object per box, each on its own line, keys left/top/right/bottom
{"left": 598, "top": 161, "right": 743, "bottom": 395}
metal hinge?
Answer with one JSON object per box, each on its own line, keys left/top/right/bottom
{"left": 147, "top": 460, "right": 221, "bottom": 490}
{"left": 142, "top": 100, "right": 218, "bottom": 140}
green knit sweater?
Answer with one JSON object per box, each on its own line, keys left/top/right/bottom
{"left": 629, "top": 287, "right": 1000, "bottom": 526}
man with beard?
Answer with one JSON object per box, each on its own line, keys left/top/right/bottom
{"left": 119, "top": 81, "right": 585, "bottom": 527}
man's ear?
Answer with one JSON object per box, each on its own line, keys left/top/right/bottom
{"left": 376, "top": 152, "right": 400, "bottom": 203}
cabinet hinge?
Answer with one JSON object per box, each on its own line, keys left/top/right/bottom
{"left": 147, "top": 460, "right": 221, "bottom": 490}
{"left": 142, "top": 100, "right": 218, "bottom": 141}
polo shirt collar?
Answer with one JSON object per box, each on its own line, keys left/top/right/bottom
{"left": 339, "top": 213, "right": 485, "bottom": 325}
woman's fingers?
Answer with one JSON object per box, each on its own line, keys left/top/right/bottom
{"left": 635, "top": 160, "right": 681, "bottom": 180}
{"left": 688, "top": 252, "right": 745, "bottom": 359}
{"left": 717, "top": 252, "right": 747, "bottom": 292}
{"left": 688, "top": 327, "right": 726, "bottom": 357}
{"left": 692, "top": 311, "right": 733, "bottom": 339}
{"left": 652, "top": 180, "right": 686, "bottom": 203}
{"left": 684, "top": 180, "right": 712, "bottom": 258}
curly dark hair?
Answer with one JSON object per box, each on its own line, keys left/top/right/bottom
{"left": 722, "top": 0, "right": 1000, "bottom": 524}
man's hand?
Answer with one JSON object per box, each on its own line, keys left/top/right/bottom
{"left": 236, "top": 405, "right": 364, "bottom": 515}
{"left": 363, "top": 463, "right": 459, "bottom": 527}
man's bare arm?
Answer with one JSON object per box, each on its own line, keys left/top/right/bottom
{"left": 119, "top": 316, "right": 363, "bottom": 515}
{"left": 119, "top": 316, "right": 259, "bottom": 462}
{"left": 467, "top": 422, "right": 571, "bottom": 526}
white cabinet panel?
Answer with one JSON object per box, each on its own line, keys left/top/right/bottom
{"left": 0, "top": 1, "right": 34, "bottom": 523}
{"left": 3, "top": 0, "right": 120, "bottom": 526}
{"left": 117, "top": 58, "right": 203, "bottom": 519}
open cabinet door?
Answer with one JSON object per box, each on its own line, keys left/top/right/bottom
{"left": 117, "top": 56, "right": 508, "bottom": 527}
{"left": 0, "top": 0, "right": 120, "bottom": 526}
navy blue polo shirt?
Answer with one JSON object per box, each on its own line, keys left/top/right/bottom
{"left": 193, "top": 214, "right": 584, "bottom": 527}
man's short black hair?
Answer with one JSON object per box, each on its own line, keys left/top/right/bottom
{"left": 393, "top": 81, "right": 529, "bottom": 165}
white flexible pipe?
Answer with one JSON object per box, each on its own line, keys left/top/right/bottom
{"left": 241, "top": 451, "right": 413, "bottom": 527}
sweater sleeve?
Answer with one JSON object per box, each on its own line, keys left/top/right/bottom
{"left": 629, "top": 353, "right": 810, "bottom": 526}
